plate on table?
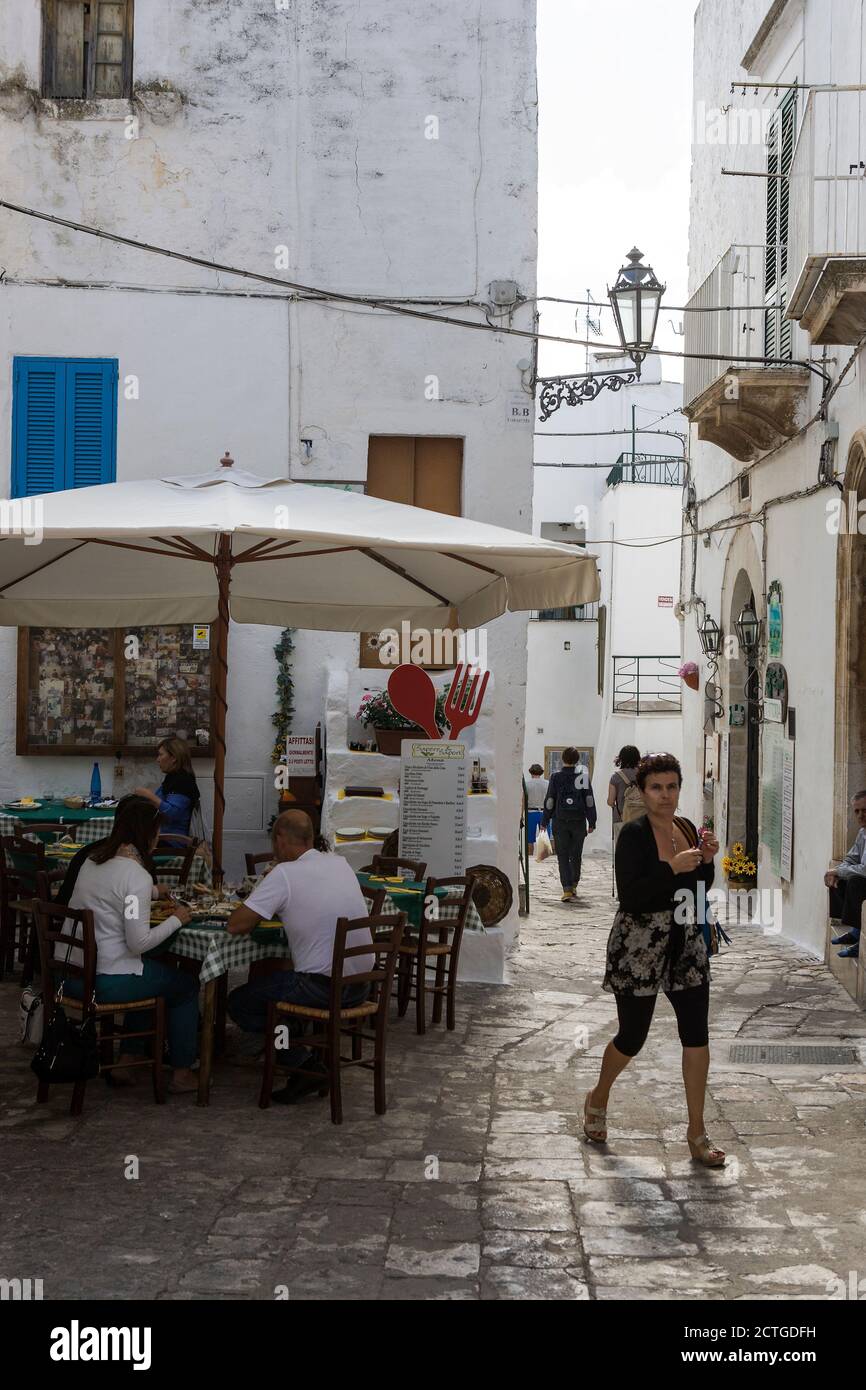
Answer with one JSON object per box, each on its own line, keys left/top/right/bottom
{"left": 4, "top": 801, "right": 42, "bottom": 811}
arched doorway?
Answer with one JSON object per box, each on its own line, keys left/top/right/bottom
{"left": 834, "top": 432, "right": 866, "bottom": 852}
{"left": 727, "top": 569, "right": 761, "bottom": 861}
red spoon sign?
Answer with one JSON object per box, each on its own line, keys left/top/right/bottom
{"left": 387, "top": 665, "right": 441, "bottom": 740}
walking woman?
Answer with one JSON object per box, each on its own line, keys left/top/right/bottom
{"left": 584, "top": 753, "right": 725, "bottom": 1166}
{"left": 607, "top": 744, "right": 642, "bottom": 846}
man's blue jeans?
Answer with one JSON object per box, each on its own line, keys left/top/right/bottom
{"left": 227, "top": 971, "right": 370, "bottom": 1069}
{"left": 65, "top": 960, "right": 199, "bottom": 1068}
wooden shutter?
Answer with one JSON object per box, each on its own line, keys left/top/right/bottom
{"left": 361, "top": 436, "right": 463, "bottom": 668}
{"left": 47, "top": 1, "right": 87, "bottom": 98}
{"left": 12, "top": 358, "right": 116, "bottom": 496}
{"left": 43, "top": 1, "right": 132, "bottom": 99}
{"left": 89, "top": 1, "right": 132, "bottom": 99}
{"left": 65, "top": 359, "right": 117, "bottom": 487}
{"left": 764, "top": 91, "right": 797, "bottom": 360}
{"left": 365, "top": 436, "right": 415, "bottom": 505}
{"left": 596, "top": 603, "right": 607, "bottom": 697}
{"left": 413, "top": 437, "right": 462, "bottom": 515}
{"left": 12, "top": 359, "right": 65, "bottom": 497}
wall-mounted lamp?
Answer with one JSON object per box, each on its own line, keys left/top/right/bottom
{"left": 697, "top": 614, "right": 722, "bottom": 657}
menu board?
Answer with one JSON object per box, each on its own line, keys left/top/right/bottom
{"left": 760, "top": 724, "right": 794, "bottom": 880}
{"left": 399, "top": 740, "right": 468, "bottom": 877}
{"left": 19, "top": 625, "right": 214, "bottom": 756}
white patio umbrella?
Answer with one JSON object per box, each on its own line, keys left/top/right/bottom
{"left": 0, "top": 455, "right": 599, "bottom": 873}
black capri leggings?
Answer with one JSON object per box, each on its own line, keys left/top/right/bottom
{"left": 613, "top": 982, "right": 709, "bottom": 1057}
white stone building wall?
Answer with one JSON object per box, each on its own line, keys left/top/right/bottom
{"left": 0, "top": 1, "right": 538, "bottom": 975}
{"left": 683, "top": 0, "right": 866, "bottom": 961}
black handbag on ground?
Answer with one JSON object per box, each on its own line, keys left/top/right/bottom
{"left": 30, "top": 997, "right": 99, "bottom": 1084}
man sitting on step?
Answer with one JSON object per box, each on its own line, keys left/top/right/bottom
{"left": 824, "top": 789, "right": 866, "bottom": 959}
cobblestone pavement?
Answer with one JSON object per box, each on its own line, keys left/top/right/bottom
{"left": 2, "top": 853, "right": 866, "bottom": 1301}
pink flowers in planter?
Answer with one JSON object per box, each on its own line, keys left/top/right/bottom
{"left": 678, "top": 660, "right": 700, "bottom": 691}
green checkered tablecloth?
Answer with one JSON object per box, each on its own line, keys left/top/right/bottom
{"left": 158, "top": 887, "right": 483, "bottom": 984}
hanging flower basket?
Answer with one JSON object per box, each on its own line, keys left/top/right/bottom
{"left": 679, "top": 660, "right": 700, "bottom": 691}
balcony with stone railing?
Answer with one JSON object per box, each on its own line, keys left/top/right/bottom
{"left": 682, "top": 243, "right": 810, "bottom": 462}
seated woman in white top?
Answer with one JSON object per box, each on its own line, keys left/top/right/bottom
{"left": 63, "top": 796, "right": 199, "bottom": 1093}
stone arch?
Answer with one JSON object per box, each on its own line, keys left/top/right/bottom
{"left": 833, "top": 429, "right": 866, "bottom": 853}
{"left": 719, "top": 525, "right": 763, "bottom": 858}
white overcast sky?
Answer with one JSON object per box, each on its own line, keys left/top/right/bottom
{"left": 537, "top": 0, "right": 699, "bottom": 381}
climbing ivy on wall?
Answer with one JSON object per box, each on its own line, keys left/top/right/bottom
{"left": 270, "top": 628, "right": 296, "bottom": 766}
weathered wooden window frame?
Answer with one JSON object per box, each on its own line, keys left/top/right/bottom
{"left": 41, "top": 0, "right": 134, "bottom": 101}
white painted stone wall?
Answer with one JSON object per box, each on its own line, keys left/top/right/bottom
{"left": 0, "top": 0, "right": 538, "bottom": 973}
{"left": 684, "top": 0, "right": 866, "bottom": 961}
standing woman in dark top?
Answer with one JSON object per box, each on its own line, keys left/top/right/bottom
{"left": 584, "top": 752, "right": 725, "bottom": 1166}
{"left": 133, "top": 736, "right": 200, "bottom": 844}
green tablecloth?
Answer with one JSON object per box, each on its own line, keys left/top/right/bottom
{"left": 356, "top": 873, "right": 484, "bottom": 932}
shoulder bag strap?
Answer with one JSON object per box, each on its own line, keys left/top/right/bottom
{"left": 673, "top": 815, "right": 699, "bottom": 848}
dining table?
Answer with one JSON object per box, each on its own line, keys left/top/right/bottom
{"left": 152, "top": 874, "right": 483, "bottom": 1106}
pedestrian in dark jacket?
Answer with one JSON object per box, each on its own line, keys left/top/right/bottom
{"left": 541, "top": 747, "right": 596, "bottom": 901}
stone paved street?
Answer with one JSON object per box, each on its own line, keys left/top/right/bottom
{"left": 2, "top": 852, "right": 866, "bottom": 1301}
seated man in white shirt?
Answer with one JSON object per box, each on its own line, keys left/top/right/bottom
{"left": 824, "top": 789, "right": 866, "bottom": 958}
{"left": 226, "top": 810, "right": 373, "bottom": 1104}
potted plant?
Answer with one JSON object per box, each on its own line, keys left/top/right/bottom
{"left": 356, "top": 688, "right": 449, "bottom": 756}
{"left": 678, "top": 660, "right": 700, "bottom": 691}
{"left": 721, "top": 841, "right": 756, "bottom": 888}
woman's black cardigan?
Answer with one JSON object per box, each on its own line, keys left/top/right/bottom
{"left": 615, "top": 815, "right": 714, "bottom": 914}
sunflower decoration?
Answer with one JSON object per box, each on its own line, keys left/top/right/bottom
{"left": 721, "top": 842, "right": 757, "bottom": 880}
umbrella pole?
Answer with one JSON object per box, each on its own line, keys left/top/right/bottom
{"left": 211, "top": 534, "right": 231, "bottom": 885}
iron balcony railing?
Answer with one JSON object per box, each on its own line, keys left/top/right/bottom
{"left": 788, "top": 88, "right": 866, "bottom": 320}
{"left": 682, "top": 243, "right": 801, "bottom": 412}
{"left": 606, "top": 453, "right": 685, "bottom": 487}
{"left": 531, "top": 602, "right": 599, "bottom": 622}
{"left": 612, "top": 655, "right": 682, "bottom": 714}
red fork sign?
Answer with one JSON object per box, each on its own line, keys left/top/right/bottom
{"left": 444, "top": 664, "right": 490, "bottom": 741}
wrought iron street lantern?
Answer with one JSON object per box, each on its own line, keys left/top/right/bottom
{"left": 608, "top": 248, "right": 665, "bottom": 372}
{"left": 536, "top": 248, "right": 665, "bottom": 421}
{"left": 698, "top": 614, "right": 721, "bottom": 657}
{"left": 735, "top": 602, "right": 762, "bottom": 659}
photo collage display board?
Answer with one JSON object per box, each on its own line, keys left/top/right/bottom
{"left": 20, "top": 625, "right": 213, "bottom": 754}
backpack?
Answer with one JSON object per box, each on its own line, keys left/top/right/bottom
{"left": 620, "top": 777, "right": 646, "bottom": 824}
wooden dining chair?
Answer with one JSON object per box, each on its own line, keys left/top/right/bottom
{"left": 258, "top": 911, "right": 405, "bottom": 1124}
{"left": 362, "top": 855, "right": 427, "bottom": 882}
{"left": 397, "top": 876, "right": 476, "bottom": 1035}
{"left": 14, "top": 822, "right": 68, "bottom": 843}
{"left": 360, "top": 883, "right": 386, "bottom": 915}
{"left": 244, "top": 851, "right": 274, "bottom": 878}
{"left": 156, "top": 834, "right": 197, "bottom": 888}
{"left": 32, "top": 899, "right": 167, "bottom": 1115}
{"left": 2, "top": 834, "right": 47, "bottom": 985}
{"left": 0, "top": 843, "right": 25, "bottom": 979}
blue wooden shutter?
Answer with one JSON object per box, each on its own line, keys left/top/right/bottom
{"left": 12, "top": 357, "right": 117, "bottom": 496}
{"left": 11, "top": 357, "right": 65, "bottom": 497}
{"left": 65, "top": 359, "right": 117, "bottom": 488}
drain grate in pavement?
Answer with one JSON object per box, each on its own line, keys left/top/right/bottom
{"left": 729, "top": 1044, "right": 860, "bottom": 1065}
